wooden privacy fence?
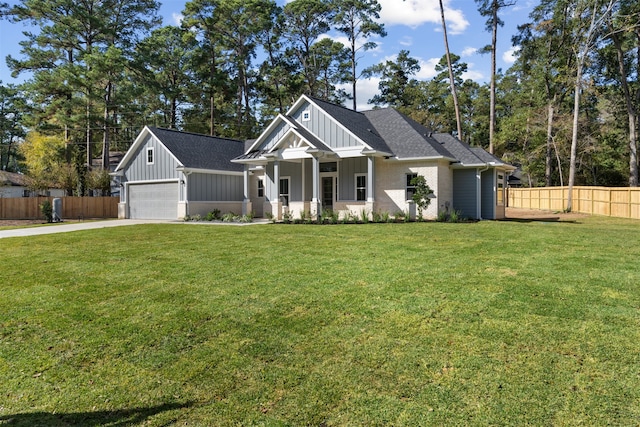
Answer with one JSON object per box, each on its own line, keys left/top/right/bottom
{"left": 508, "top": 186, "right": 640, "bottom": 220}
{"left": 0, "top": 196, "right": 119, "bottom": 220}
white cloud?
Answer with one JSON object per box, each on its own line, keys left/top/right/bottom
{"left": 462, "top": 69, "right": 484, "bottom": 81}
{"left": 502, "top": 46, "right": 519, "bottom": 64}
{"left": 378, "top": 0, "right": 468, "bottom": 34}
{"left": 399, "top": 36, "right": 413, "bottom": 47}
{"left": 416, "top": 57, "right": 440, "bottom": 80}
{"left": 336, "top": 77, "right": 381, "bottom": 111}
{"left": 171, "top": 13, "right": 183, "bottom": 26}
{"left": 461, "top": 46, "right": 478, "bottom": 57}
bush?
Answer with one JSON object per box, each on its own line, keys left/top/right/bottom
{"left": 222, "top": 212, "right": 236, "bottom": 222}
{"left": 40, "top": 200, "right": 53, "bottom": 223}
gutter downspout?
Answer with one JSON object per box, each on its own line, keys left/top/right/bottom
{"left": 477, "top": 163, "right": 489, "bottom": 220}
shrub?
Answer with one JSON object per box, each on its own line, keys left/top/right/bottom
{"left": 40, "top": 200, "right": 53, "bottom": 223}
{"left": 265, "top": 212, "right": 276, "bottom": 224}
{"left": 282, "top": 210, "right": 293, "bottom": 224}
{"left": 222, "top": 212, "right": 236, "bottom": 222}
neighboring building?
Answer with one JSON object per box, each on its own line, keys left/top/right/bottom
{"left": 113, "top": 127, "right": 245, "bottom": 219}
{"left": 233, "top": 95, "right": 514, "bottom": 220}
{"left": 92, "top": 151, "right": 125, "bottom": 197}
{"left": 116, "top": 96, "right": 514, "bottom": 220}
{"left": 0, "top": 170, "right": 65, "bottom": 198}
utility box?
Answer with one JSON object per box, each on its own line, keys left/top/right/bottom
{"left": 52, "top": 198, "right": 62, "bottom": 222}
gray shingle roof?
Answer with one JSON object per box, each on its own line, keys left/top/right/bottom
{"left": 363, "top": 109, "right": 456, "bottom": 159}
{"left": 148, "top": 127, "right": 244, "bottom": 172}
{"left": 431, "top": 132, "right": 485, "bottom": 165}
{"left": 308, "top": 97, "right": 393, "bottom": 154}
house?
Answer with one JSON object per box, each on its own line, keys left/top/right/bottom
{"left": 112, "top": 127, "right": 245, "bottom": 219}
{"left": 0, "top": 170, "right": 66, "bottom": 198}
{"left": 92, "top": 151, "right": 125, "bottom": 197}
{"left": 116, "top": 96, "right": 513, "bottom": 220}
{"left": 232, "top": 95, "right": 514, "bottom": 220}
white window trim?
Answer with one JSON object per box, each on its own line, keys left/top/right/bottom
{"left": 279, "top": 176, "right": 290, "bottom": 206}
{"left": 355, "top": 173, "right": 367, "bottom": 201}
{"left": 257, "top": 177, "right": 264, "bottom": 198}
{"left": 406, "top": 173, "right": 418, "bottom": 201}
{"left": 146, "top": 147, "right": 154, "bottom": 165}
{"left": 301, "top": 110, "right": 311, "bottom": 122}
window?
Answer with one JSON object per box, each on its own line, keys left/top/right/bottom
{"left": 320, "top": 162, "right": 337, "bottom": 173}
{"left": 279, "top": 177, "right": 289, "bottom": 206}
{"left": 497, "top": 173, "right": 504, "bottom": 205}
{"left": 406, "top": 173, "right": 418, "bottom": 200}
{"left": 146, "top": 147, "right": 154, "bottom": 165}
{"left": 257, "top": 179, "right": 264, "bottom": 198}
{"left": 355, "top": 174, "right": 367, "bottom": 201}
{"left": 302, "top": 110, "right": 311, "bottom": 121}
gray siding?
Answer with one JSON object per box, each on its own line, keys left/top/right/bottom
{"left": 259, "top": 120, "right": 292, "bottom": 151}
{"left": 264, "top": 161, "right": 303, "bottom": 202}
{"left": 290, "top": 101, "right": 361, "bottom": 149}
{"left": 481, "top": 169, "right": 495, "bottom": 219}
{"left": 124, "top": 134, "right": 180, "bottom": 182}
{"left": 188, "top": 173, "right": 243, "bottom": 202}
{"left": 453, "top": 169, "right": 478, "bottom": 219}
{"left": 338, "top": 157, "right": 367, "bottom": 200}
{"left": 280, "top": 161, "right": 303, "bottom": 201}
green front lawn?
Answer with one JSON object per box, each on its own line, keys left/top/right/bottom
{"left": 1, "top": 217, "right": 639, "bottom": 426}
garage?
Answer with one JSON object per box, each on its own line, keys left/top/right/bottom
{"left": 128, "top": 182, "right": 178, "bottom": 219}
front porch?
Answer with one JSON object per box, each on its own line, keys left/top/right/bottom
{"left": 239, "top": 154, "right": 378, "bottom": 221}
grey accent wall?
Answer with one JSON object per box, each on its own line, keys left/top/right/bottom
{"left": 188, "top": 173, "right": 243, "bottom": 202}
{"left": 453, "top": 169, "right": 478, "bottom": 219}
{"left": 338, "top": 157, "right": 367, "bottom": 200}
{"left": 259, "top": 120, "right": 291, "bottom": 151}
{"left": 290, "top": 101, "right": 361, "bottom": 149}
{"left": 481, "top": 169, "right": 495, "bottom": 219}
{"left": 264, "top": 161, "right": 303, "bottom": 202}
{"left": 124, "top": 135, "right": 180, "bottom": 182}
{"left": 280, "top": 161, "right": 303, "bottom": 201}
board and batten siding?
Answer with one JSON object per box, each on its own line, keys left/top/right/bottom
{"left": 123, "top": 134, "right": 180, "bottom": 182}
{"left": 338, "top": 157, "right": 367, "bottom": 200}
{"left": 188, "top": 173, "right": 244, "bottom": 202}
{"left": 453, "top": 169, "right": 478, "bottom": 219}
{"left": 263, "top": 161, "right": 304, "bottom": 202}
{"left": 481, "top": 169, "right": 495, "bottom": 220}
{"left": 290, "top": 101, "right": 361, "bottom": 149}
{"left": 259, "top": 120, "right": 292, "bottom": 151}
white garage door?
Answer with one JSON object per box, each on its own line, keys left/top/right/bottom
{"left": 128, "top": 182, "right": 178, "bottom": 219}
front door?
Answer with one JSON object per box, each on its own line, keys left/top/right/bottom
{"left": 322, "top": 176, "right": 335, "bottom": 210}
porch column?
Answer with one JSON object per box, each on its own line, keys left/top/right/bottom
{"left": 242, "top": 165, "right": 252, "bottom": 216}
{"left": 366, "top": 156, "right": 375, "bottom": 217}
{"left": 310, "top": 155, "right": 321, "bottom": 218}
{"left": 272, "top": 160, "right": 282, "bottom": 220}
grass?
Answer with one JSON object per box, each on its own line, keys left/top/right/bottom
{"left": 1, "top": 216, "right": 639, "bottom": 425}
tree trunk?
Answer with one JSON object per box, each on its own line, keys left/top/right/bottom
{"left": 489, "top": 0, "right": 498, "bottom": 154}
{"left": 545, "top": 101, "right": 555, "bottom": 186}
{"left": 439, "top": 0, "right": 463, "bottom": 140}
{"left": 568, "top": 61, "right": 582, "bottom": 212}
{"left": 351, "top": 35, "right": 357, "bottom": 111}
{"left": 102, "top": 81, "right": 111, "bottom": 171}
{"left": 612, "top": 32, "right": 638, "bottom": 186}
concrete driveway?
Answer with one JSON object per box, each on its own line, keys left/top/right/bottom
{"left": 0, "top": 218, "right": 270, "bottom": 239}
{"left": 0, "top": 219, "right": 175, "bottom": 239}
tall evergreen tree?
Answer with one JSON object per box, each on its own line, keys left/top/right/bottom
{"left": 333, "top": 0, "right": 386, "bottom": 110}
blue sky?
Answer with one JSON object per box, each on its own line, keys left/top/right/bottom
{"left": 0, "top": 0, "right": 535, "bottom": 110}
